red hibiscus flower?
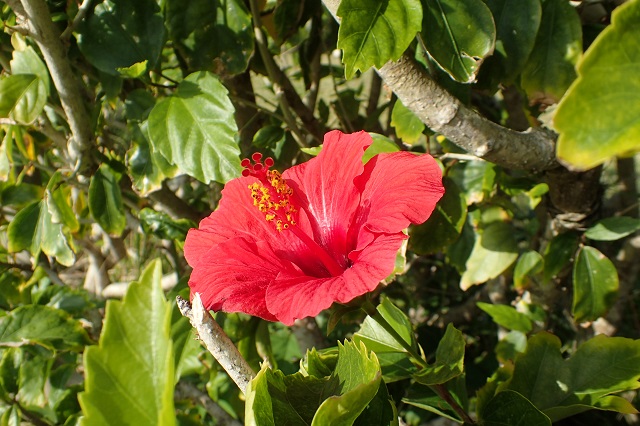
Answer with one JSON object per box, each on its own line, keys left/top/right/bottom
{"left": 184, "top": 130, "right": 444, "bottom": 325}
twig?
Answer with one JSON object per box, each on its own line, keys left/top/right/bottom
{"left": 60, "top": 0, "right": 94, "bottom": 41}
{"left": 175, "top": 382, "right": 243, "bottom": 426}
{"left": 176, "top": 294, "right": 256, "bottom": 394}
{"left": 13, "top": 0, "right": 94, "bottom": 160}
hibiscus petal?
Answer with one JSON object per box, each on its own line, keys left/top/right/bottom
{"left": 189, "top": 237, "right": 290, "bottom": 322}
{"left": 352, "top": 152, "right": 444, "bottom": 239}
{"left": 283, "top": 130, "right": 372, "bottom": 266}
{"left": 184, "top": 175, "right": 313, "bottom": 268}
{"left": 266, "top": 232, "right": 406, "bottom": 325}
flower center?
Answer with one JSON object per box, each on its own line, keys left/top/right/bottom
{"left": 242, "top": 153, "right": 344, "bottom": 277}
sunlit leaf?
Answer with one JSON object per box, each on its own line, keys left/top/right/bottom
{"left": 0, "top": 74, "right": 47, "bottom": 125}
{"left": 79, "top": 260, "right": 176, "bottom": 426}
{"left": 354, "top": 297, "right": 417, "bottom": 354}
{"left": 520, "top": 0, "right": 581, "bottom": 104}
{"left": 572, "top": 246, "right": 619, "bottom": 323}
{"left": 555, "top": 0, "right": 640, "bottom": 169}
{"left": 413, "top": 324, "right": 465, "bottom": 385}
{"left": 460, "top": 222, "right": 518, "bottom": 290}
{"left": 390, "top": 100, "right": 425, "bottom": 144}
{"left": 477, "top": 302, "right": 532, "bottom": 333}
{"left": 148, "top": 71, "right": 241, "bottom": 183}
{"left": 421, "top": 0, "right": 496, "bottom": 83}
{"left": 337, "top": 0, "right": 423, "bottom": 79}
{"left": 514, "top": 250, "right": 544, "bottom": 289}
{"left": 585, "top": 216, "right": 640, "bottom": 241}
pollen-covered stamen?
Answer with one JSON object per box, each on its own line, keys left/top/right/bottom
{"left": 243, "top": 154, "right": 298, "bottom": 232}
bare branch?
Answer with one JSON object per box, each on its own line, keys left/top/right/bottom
{"left": 321, "top": 0, "right": 557, "bottom": 173}
{"left": 15, "top": 0, "right": 94, "bottom": 159}
{"left": 177, "top": 294, "right": 256, "bottom": 394}
{"left": 175, "top": 382, "right": 243, "bottom": 426}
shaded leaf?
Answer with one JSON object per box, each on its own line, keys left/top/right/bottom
{"left": 481, "top": 390, "right": 551, "bottom": 426}
{"left": 543, "top": 231, "right": 579, "bottom": 282}
{"left": 88, "top": 165, "right": 126, "bottom": 236}
{"left": 555, "top": 0, "right": 640, "bottom": 169}
{"left": 572, "top": 246, "right": 619, "bottom": 323}
{"left": 521, "top": 0, "right": 581, "bottom": 104}
{"left": 504, "top": 332, "right": 640, "bottom": 422}
{"left": 413, "top": 323, "right": 465, "bottom": 385}
{"left": 421, "top": 0, "right": 496, "bottom": 83}
{"left": 139, "top": 208, "right": 195, "bottom": 241}
{"left": 585, "top": 216, "right": 640, "bottom": 241}
{"left": 337, "top": 0, "right": 423, "bottom": 79}
{"left": 79, "top": 260, "right": 176, "bottom": 426}
{"left": 514, "top": 250, "right": 544, "bottom": 289}
{"left": 77, "top": 0, "right": 165, "bottom": 75}
{"left": 148, "top": 71, "right": 241, "bottom": 183}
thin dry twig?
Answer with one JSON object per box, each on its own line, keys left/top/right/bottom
{"left": 176, "top": 293, "right": 256, "bottom": 394}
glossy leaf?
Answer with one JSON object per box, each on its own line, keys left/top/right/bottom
{"left": 555, "top": 0, "right": 640, "bottom": 169}
{"left": 479, "top": 0, "right": 541, "bottom": 88}
{"left": 88, "top": 165, "right": 126, "bottom": 236}
{"left": 0, "top": 74, "right": 47, "bottom": 125}
{"left": 7, "top": 199, "right": 75, "bottom": 266}
{"left": 354, "top": 297, "right": 417, "bottom": 354}
{"left": 421, "top": 0, "right": 496, "bottom": 83}
{"left": 481, "top": 390, "right": 550, "bottom": 426}
{"left": 572, "top": 246, "right": 619, "bottom": 323}
{"left": 76, "top": 0, "right": 165, "bottom": 75}
{"left": 79, "top": 260, "right": 176, "bottom": 426}
{"left": 543, "top": 231, "right": 579, "bottom": 282}
{"left": 126, "top": 122, "right": 177, "bottom": 196}
{"left": 477, "top": 302, "right": 532, "bottom": 333}
{"left": 148, "top": 71, "right": 241, "bottom": 183}
{"left": 165, "top": 0, "right": 254, "bottom": 75}
{"left": 390, "top": 100, "right": 425, "bottom": 144}
{"left": 514, "top": 250, "right": 544, "bottom": 289}
{"left": 337, "top": 0, "right": 423, "bottom": 79}
{"left": 585, "top": 216, "right": 640, "bottom": 241}
{"left": 0, "top": 305, "right": 89, "bottom": 351}
{"left": 139, "top": 208, "right": 195, "bottom": 241}
{"left": 413, "top": 324, "right": 465, "bottom": 385}
{"left": 505, "top": 332, "right": 640, "bottom": 422}
{"left": 460, "top": 222, "right": 518, "bottom": 290}
{"left": 520, "top": 0, "right": 581, "bottom": 104}
{"left": 410, "top": 177, "right": 466, "bottom": 255}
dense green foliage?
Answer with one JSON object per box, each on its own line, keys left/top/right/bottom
{"left": 1, "top": 0, "right": 640, "bottom": 424}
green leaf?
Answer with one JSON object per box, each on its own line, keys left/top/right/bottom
{"left": 165, "top": 0, "right": 254, "bottom": 75}
{"left": 572, "top": 246, "right": 619, "bottom": 323}
{"left": 481, "top": 390, "right": 551, "bottom": 426}
{"left": 390, "top": 100, "right": 425, "bottom": 144}
{"left": 117, "top": 60, "right": 148, "bottom": 78}
{"left": 504, "top": 332, "right": 640, "bottom": 422}
{"left": 337, "top": 0, "right": 423, "bottom": 79}
{"left": 148, "top": 71, "right": 241, "bottom": 183}
{"left": 460, "top": 222, "right": 518, "bottom": 290}
{"left": 10, "top": 35, "right": 50, "bottom": 93}
{"left": 479, "top": 0, "right": 541, "bottom": 88}
{"left": 585, "top": 216, "right": 640, "bottom": 241}
{"left": 520, "top": 0, "right": 581, "bottom": 104}
{"left": 7, "top": 199, "right": 75, "bottom": 266}
{"left": 0, "top": 74, "right": 47, "bottom": 125}
{"left": 413, "top": 323, "right": 465, "bottom": 385}
{"left": 421, "top": 0, "right": 496, "bottom": 83}
{"left": 410, "top": 177, "right": 466, "bottom": 254}
{"left": 543, "top": 231, "right": 579, "bottom": 282}
{"left": 312, "top": 341, "right": 382, "bottom": 425}
{"left": 139, "top": 208, "right": 195, "bottom": 241}
{"left": 354, "top": 297, "right": 417, "bottom": 354}
{"left": 79, "top": 260, "right": 176, "bottom": 426}
{"left": 126, "top": 122, "right": 177, "bottom": 196}
{"left": 477, "top": 302, "right": 532, "bottom": 333}
{"left": 555, "top": 0, "right": 640, "bottom": 169}
{"left": 76, "top": 0, "right": 165, "bottom": 75}
{"left": 514, "top": 250, "right": 544, "bottom": 289}
{"left": 88, "top": 165, "right": 126, "bottom": 236}
{"left": 364, "top": 133, "right": 401, "bottom": 163}
{"left": 0, "top": 305, "right": 89, "bottom": 351}
{"left": 46, "top": 172, "right": 79, "bottom": 233}
{"left": 402, "top": 377, "right": 466, "bottom": 422}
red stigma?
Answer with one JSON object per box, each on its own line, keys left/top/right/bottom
{"left": 242, "top": 153, "right": 274, "bottom": 178}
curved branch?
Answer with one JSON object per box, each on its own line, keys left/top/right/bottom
{"left": 321, "top": 0, "right": 557, "bottom": 173}
{"left": 14, "top": 0, "right": 94, "bottom": 159}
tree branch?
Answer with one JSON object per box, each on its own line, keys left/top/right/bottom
{"left": 175, "top": 382, "right": 243, "bottom": 426}
{"left": 13, "top": 0, "right": 93, "bottom": 160}
{"left": 321, "top": 0, "right": 557, "bottom": 173}
{"left": 177, "top": 294, "right": 256, "bottom": 395}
